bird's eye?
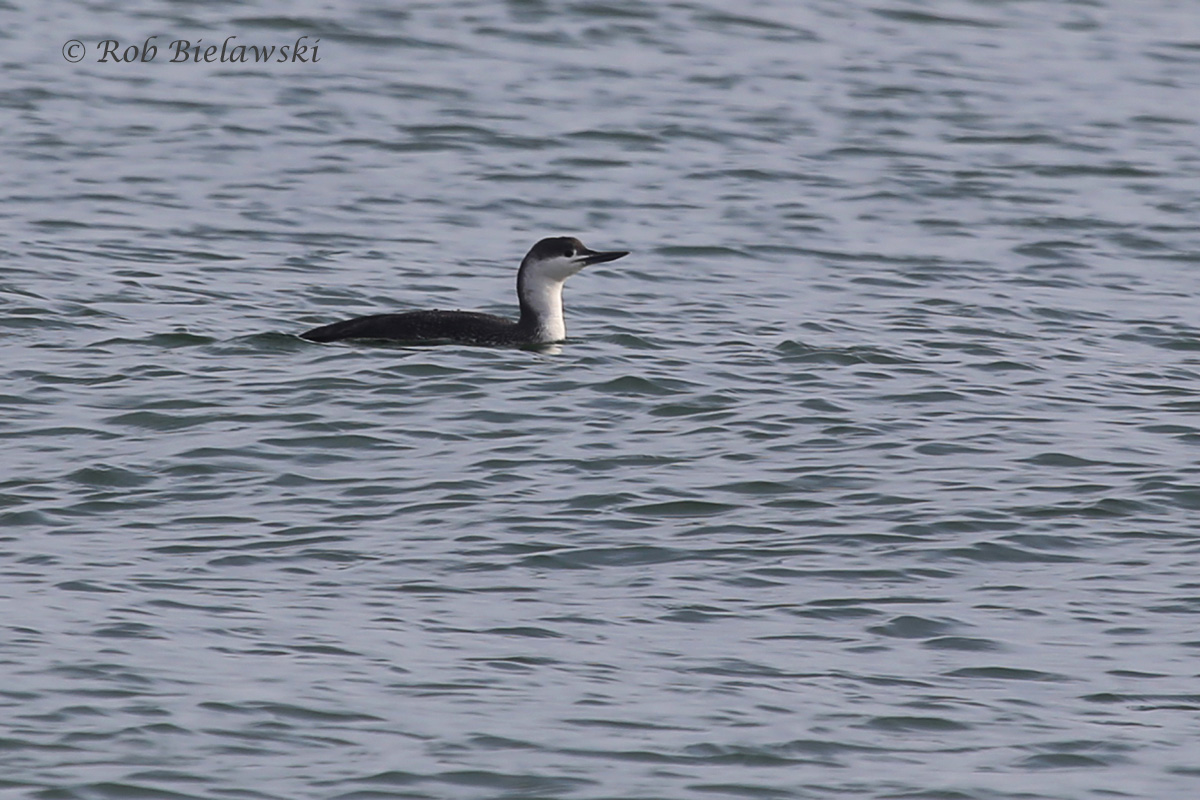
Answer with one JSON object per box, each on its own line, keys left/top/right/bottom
{"left": 563, "top": 248, "right": 575, "bottom": 258}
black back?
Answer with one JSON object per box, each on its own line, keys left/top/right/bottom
{"left": 300, "top": 310, "right": 527, "bottom": 344}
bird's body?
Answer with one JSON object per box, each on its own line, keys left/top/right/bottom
{"left": 300, "top": 237, "right": 627, "bottom": 346}
{"left": 300, "top": 310, "right": 531, "bottom": 346}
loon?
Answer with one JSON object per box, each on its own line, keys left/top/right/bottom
{"left": 300, "top": 236, "right": 628, "bottom": 346}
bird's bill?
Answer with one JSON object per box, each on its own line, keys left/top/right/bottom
{"left": 581, "top": 249, "right": 629, "bottom": 266}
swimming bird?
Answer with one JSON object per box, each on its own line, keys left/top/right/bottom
{"left": 300, "top": 236, "right": 628, "bottom": 346}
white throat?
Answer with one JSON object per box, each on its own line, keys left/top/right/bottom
{"left": 522, "top": 276, "right": 567, "bottom": 342}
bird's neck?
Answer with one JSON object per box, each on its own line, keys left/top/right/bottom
{"left": 517, "top": 273, "right": 567, "bottom": 342}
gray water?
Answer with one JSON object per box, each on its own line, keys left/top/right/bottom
{"left": 3, "top": 1, "right": 1200, "bottom": 798}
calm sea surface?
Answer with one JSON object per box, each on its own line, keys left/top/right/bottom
{"left": 3, "top": 1, "right": 1200, "bottom": 798}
